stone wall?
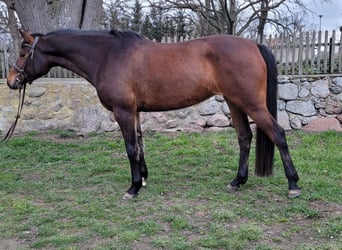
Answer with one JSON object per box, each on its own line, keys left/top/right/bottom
{"left": 277, "top": 76, "right": 342, "bottom": 131}
{"left": 0, "top": 76, "right": 341, "bottom": 135}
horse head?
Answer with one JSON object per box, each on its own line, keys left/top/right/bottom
{"left": 7, "top": 29, "right": 50, "bottom": 89}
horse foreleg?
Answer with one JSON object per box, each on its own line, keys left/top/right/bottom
{"left": 136, "top": 113, "right": 148, "bottom": 187}
{"left": 227, "top": 104, "right": 252, "bottom": 191}
{"left": 113, "top": 108, "right": 143, "bottom": 199}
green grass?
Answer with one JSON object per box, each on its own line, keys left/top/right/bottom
{"left": 0, "top": 129, "right": 341, "bottom": 249}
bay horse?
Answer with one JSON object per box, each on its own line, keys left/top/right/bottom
{"left": 7, "top": 29, "right": 301, "bottom": 199}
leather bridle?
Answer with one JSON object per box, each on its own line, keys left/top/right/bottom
{"left": 12, "top": 36, "right": 40, "bottom": 85}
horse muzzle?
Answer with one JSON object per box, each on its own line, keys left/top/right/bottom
{"left": 7, "top": 73, "right": 26, "bottom": 90}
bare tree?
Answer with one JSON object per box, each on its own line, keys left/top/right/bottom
{"left": 148, "top": 0, "right": 325, "bottom": 40}
{"left": 148, "top": 0, "right": 239, "bottom": 35}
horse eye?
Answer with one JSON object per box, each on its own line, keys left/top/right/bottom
{"left": 19, "top": 50, "right": 27, "bottom": 57}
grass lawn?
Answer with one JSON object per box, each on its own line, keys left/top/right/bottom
{"left": 0, "top": 129, "right": 341, "bottom": 249}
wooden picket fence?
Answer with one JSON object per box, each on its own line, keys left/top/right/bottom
{"left": 0, "top": 30, "right": 341, "bottom": 77}
{"left": 163, "top": 30, "right": 342, "bottom": 76}
{"left": 264, "top": 30, "right": 342, "bottom": 75}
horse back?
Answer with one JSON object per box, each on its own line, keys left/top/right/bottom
{"left": 101, "top": 35, "right": 267, "bottom": 112}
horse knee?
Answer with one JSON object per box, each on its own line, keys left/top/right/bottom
{"left": 126, "top": 144, "right": 140, "bottom": 162}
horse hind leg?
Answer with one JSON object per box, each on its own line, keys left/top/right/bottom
{"left": 227, "top": 103, "right": 253, "bottom": 191}
{"left": 251, "top": 110, "right": 301, "bottom": 198}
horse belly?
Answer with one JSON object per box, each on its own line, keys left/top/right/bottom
{"left": 139, "top": 77, "right": 217, "bottom": 112}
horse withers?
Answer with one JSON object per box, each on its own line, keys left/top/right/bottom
{"left": 7, "top": 29, "right": 301, "bottom": 199}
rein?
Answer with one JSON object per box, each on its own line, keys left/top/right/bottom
{"left": 1, "top": 36, "right": 39, "bottom": 142}
{"left": 1, "top": 83, "right": 27, "bottom": 142}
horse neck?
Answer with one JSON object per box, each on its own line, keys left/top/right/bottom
{"left": 45, "top": 34, "right": 114, "bottom": 85}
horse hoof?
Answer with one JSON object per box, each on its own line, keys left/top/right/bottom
{"left": 227, "top": 184, "right": 240, "bottom": 192}
{"left": 122, "top": 192, "right": 137, "bottom": 200}
{"left": 142, "top": 177, "right": 147, "bottom": 187}
{"left": 288, "top": 189, "right": 301, "bottom": 198}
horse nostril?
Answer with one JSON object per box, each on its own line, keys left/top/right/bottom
{"left": 7, "top": 80, "right": 14, "bottom": 89}
{"left": 7, "top": 78, "right": 18, "bottom": 89}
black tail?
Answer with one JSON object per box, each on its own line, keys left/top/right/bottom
{"left": 255, "top": 44, "right": 277, "bottom": 177}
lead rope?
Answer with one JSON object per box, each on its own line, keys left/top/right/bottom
{"left": 1, "top": 83, "right": 26, "bottom": 142}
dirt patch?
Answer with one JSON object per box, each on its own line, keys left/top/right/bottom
{"left": 309, "top": 200, "right": 342, "bottom": 216}
{"left": 0, "top": 239, "right": 29, "bottom": 250}
{"left": 250, "top": 200, "right": 342, "bottom": 249}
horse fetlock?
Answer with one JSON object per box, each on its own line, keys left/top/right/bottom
{"left": 127, "top": 180, "right": 143, "bottom": 195}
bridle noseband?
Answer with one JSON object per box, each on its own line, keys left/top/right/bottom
{"left": 13, "top": 36, "right": 40, "bottom": 84}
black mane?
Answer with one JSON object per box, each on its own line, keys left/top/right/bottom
{"left": 43, "top": 29, "right": 144, "bottom": 41}
{"left": 110, "top": 30, "right": 144, "bottom": 40}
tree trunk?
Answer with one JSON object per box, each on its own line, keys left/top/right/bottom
{"left": 5, "top": 1, "right": 20, "bottom": 46}
{"left": 257, "top": 0, "right": 269, "bottom": 43}
{"left": 82, "top": 0, "right": 103, "bottom": 29}
{"left": 1, "top": 1, "right": 20, "bottom": 64}
{"left": 3, "top": 0, "right": 103, "bottom": 33}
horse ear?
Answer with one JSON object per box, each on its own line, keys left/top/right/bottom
{"left": 19, "top": 29, "right": 35, "bottom": 44}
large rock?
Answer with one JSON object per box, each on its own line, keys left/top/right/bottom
{"left": 311, "top": 80, "right": 330, "bottom": 98}
{"left": 206, "top": 114, "right": 230, "bottom": 127}
{"left": 72, "top": 106, "right": 107, "bottom": 134}
{"left": 332, "top": 77, "right": 342, "bottom": 87}
{"left": 286, "top": 100, "right": 316, "bottom": 116}
{"left": 290, "top": 116, "right": 302, "bottom": 130}
{"left": 278, "top": 83, "right": 298, "bottom": 100}
{"left": 278, "top": 75, "right": 290, "bottom": 83}
{"left": 277, "top": 100, "right": 286, "bottom": 111}
{"left": 27, "top": 87, "right": 47, "bottom": 98}
{"left": 304, "top": 117, "right": 342, "bottom": 132}
{"left": 197, "top": 98, "right": 220, "bottom": 116}
{"left": 329, "top": 86, "right": 342, "bottom": 95}
{"left": 222, "top": 102, "right": 231, "bottom": 116}
{"left": 298, "top": 87, "right": 310, "bottom": 98}
{"left": 325, "top": 97, "right": 342, "bottom": 114}
{"left": 277, "top": 111, "right": 291, "bottom": 130}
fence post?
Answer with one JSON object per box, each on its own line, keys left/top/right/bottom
{"left": 317, "top": 30, "right": 322, "bottom": 73}
{"left": 298, "top": 31, "right": 303, "bottom": 75}
{"left": 329, "top": 30, "right": 336, "bottom": 73}
{"left": 323, "top": 31, "right": 329, "bottom": 73}
{"left": 339, "top": 31, "right": 342, "bottom": 73}
{"left": 285, "top": 33, "right": 290, "bottom": 75}
{"left": 310, "top": 31, "right": 316, "bottom": 73}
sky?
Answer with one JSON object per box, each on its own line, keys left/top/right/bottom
{"left": 303, "top": 0, "right": 342, "bottom": 31}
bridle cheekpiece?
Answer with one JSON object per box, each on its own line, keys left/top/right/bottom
{"left": 13, "top": 36, "right": 40, "bottom": 84}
